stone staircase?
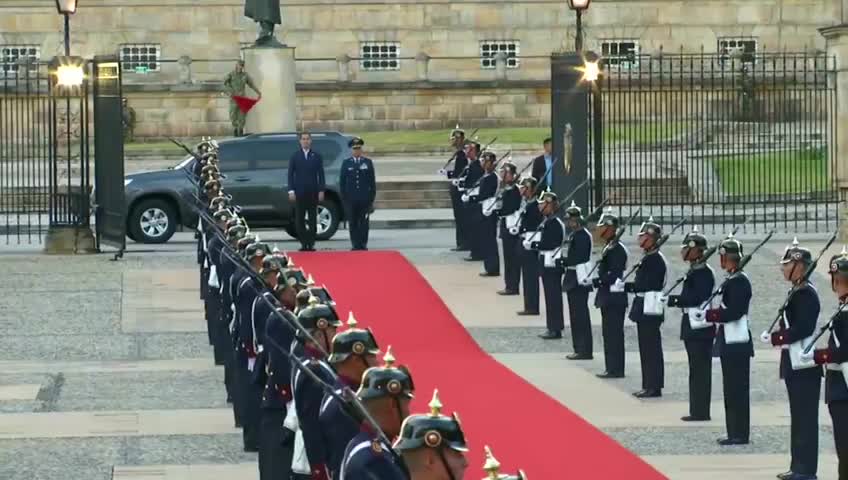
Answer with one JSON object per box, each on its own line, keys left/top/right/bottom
{"left": 374, "top": 180, "right": 451, "bottom": 209}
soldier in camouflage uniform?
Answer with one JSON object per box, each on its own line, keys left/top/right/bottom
{"left": 223, "top": 60, "right": 261, "bottom": 137}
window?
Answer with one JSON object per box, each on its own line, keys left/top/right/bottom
{"left": 253, "top": 140, "right": 294, "bottom": 170}
{"left": 360, "top": 42, "right": 400, "bottom": 71}
{"left": 120, "top": 44, "right": 161, "bottom": 73}
{"left": 480, "top": 41, "right": 519, "bottom": 69}
{"left": 312, "top": 139, "right": 342, "bottom": 165}
{"left": 217, "top": 143, "right": 251, "bottom": 171}
{"left": 600, "top": 40, "right": 639, "bottom": 68}
{"left": 1, "top": 45, "right": 39, "bottom": 77}
{"left": 718, "top": 37, "right": 757, "bottom": 65}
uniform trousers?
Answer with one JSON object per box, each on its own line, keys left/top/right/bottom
{"left": 720, "top": 352, "right": 751, "bottom": 441}
{"left": 520, "top": 246, "right": 540, "bottom": 313}
{"left": 450, "top": 186, "right": 468, "bottom": 249}
{"left": 501, "top": 233, "right": 520, "bottom": 292}
{"left": 206, "top": 290, "right": 226, "bottom": 365}
{"left": 481, "top": 213, "right": 499, "bottom": 274}
{"left": 566, "top": 287, "right": 592, "bottom": 355}
{"left": 234, "top": 352, "right": 261, "bottom": 449}
{"left": 601, "top": 304, "right": 626, "bottom": 375}
{"left": 200, "top": 262, "right": 208, "bottom": 301}
{"left": 467, "top": 206, "right": 483, "bottom": 260}
{"left": 829, "top": 401, "right": 848, "bottom": 480}
{"left": 345, "top": 201, "right": 371, "bottom": 249}
{"left": 225, "top": 349, "right": 240, "bottom": 426}
{"left": 684, "top": 339, "right": 713, "bottom": 418}
{"left": 294, "top": 193, "right": 319, "bottom": 249}
{"left": 541, "top": 267, "right": 564, "bottom": 332}
{"left": 785, "top": 369, "right": 821, "bottom": 475}
{"left": 637, "top": 318, "right": 665, "bottom": 390}
{"left": 259, "top": 409, "right": 294, "bottom": 480}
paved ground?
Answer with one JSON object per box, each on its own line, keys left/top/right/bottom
{"left": 0, "top": 228, "right": 842, "bottom": 479}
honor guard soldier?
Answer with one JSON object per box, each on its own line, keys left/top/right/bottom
{"left": 526, "top": 190, "right": 565, "bottom": 340}
{"left": 319, "top": 313, "right": 381, "bottom": 479}
{"left": 340, "top": 348, "right": 415, "bottom": 480}
{"left": 493, "top": 162, "right": 522, "bottom": 295}
{"left": 705, "top": 234, "right": 754, "bottom": 445}
{"left": 393, "top": 389, "right": 469, "bottom": 480}
{"left": 293, "top": 300, "right": 341, "bottom": 480}
{"left": 481, "top": 446, "right": 527, "bottom": 480}
{"left": 666, "top": 227, "right": 715, "bottom": 420}
{"left": 516, "top": 177, "right": 543, "bottom": 316}
{"left": 620, "top": 217, "right": 668, "bottom": 398}
{"left": 810, "top": 251, "right": 848, "bottom": 479}
{"left": 468, "top": 152, "right": 500, "bottom": 277}
{"left": 447, "top": 128, "right": 469, "bottom": 252}
{"left": 339, "top": 137, "right": 376, "bottom": 251}
{"left": 559, "top": 201, "right": 593, "bottom": 360}
{"left": 207, "top": 209, "right": 234, "bottom": 363}
{"left": 593, "top": 208, "right": 629, "bottom": 378}
{"left": 769, "top": 239, "right": 821, "bottom": 480}
{"left": 459, "top": 143, "right": 483, "bottom": 261}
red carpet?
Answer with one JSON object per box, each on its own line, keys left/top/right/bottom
{"left": 292, "top": 250, "right": 667, "bottom": 479}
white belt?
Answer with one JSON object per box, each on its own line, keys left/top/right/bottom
{"left": 635, "top": 293, "right": 645, "bottom": 298}
{"left": 566, "top": 266, "right": 576, "bottom": 270}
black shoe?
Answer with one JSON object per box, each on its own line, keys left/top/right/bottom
{"left": 243, "top": 444, "right": 259, "bottom": 453}
{"left": 776, "top": 472, "right": 794, "bottom": 480}
{"left": 596, "top": 372, "right": 625, "bottom": 379}
{"left": 538, "top": 331, "right": 562, "bottom": 340}
{"left": 463, "top": 257, "right": 481, "bottom": 262}
{"left": 787, "top": 474, "right": 817, "bottom": 480}
{"left": 497, "top": 290, "right": 519, "bottom": 296}
{"left": 517, "top": 310, "right": 539, "bottom": 316}
{"left": 451, "top": 247, "right": 469, "bottom": 252}
{"left": 717, "top": 437, "right": 749, "bottom": 446}
{"left": 634, "top": 389, "right": 662, "bottom": 398}
{"left": 681, "top": 415, "right": 711, "bottom": 422}
{"left": 566, "top": 353, "right": 593, "bottom": 360}
{"left": 479, "top": 272, "right": 499, "bottom": 277}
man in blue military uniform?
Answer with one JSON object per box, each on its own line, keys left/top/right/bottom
{"left": 516, "top": 177, "right": 543, "bottom": 316}
{"left": 527, "top": 190, "right": 565, "bottom": 339}
{"left": 768, "top": 239, "right": 822, "bottom": 480}
{"left": 665, "top": 227, "right": 715, "bottom": 420}
{"left": 493, "top": 162, "right": 522, "bottom": 295}
{"left": 457, "top": 142, "right": 483, "bottom": 262}
{"left": 559, "top": 201, "right": 593, "bottom": 360}
{"left": 340, "top": 348, "right": 415, "bottom": 479}
{"left": 465, "top": 152, "right": 499, "bottom": 277}
{"left": 393, "top": 389, "right": 469, "bottom": 480}
{"left": 446, "top": 128, "right": 469, "bottom": 252}
{"left": 339, "top": 137, "right": 377, "bottom": 251}
{"left": 593, "top": 208, "right": 629, "bottom": 378}
{"left": 620, "top": 218, "right": 668, "bottom": 398}
{"left": 319, "top": 313, "right": 381, "bottom": 479}
{"left": 705, "top": 234, "right": 754, "bottom": 445}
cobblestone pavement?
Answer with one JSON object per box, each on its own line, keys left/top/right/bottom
{"left": 0, "top": 229, "right": 841, "bottom": 479}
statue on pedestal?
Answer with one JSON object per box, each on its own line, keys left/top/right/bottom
{"left": 244, "top": 0, "right": 283, "bottom": 47}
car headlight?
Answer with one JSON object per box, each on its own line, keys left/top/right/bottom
{"left": 124, "top": 178, "right": 133, "bottom": 186}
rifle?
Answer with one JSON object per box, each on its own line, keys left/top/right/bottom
{"left": 481, "top": 157, "right": 545, "bottom": 217}
{"left": 524, "top": 178, "right": 591, "bottom": 237}
{"left": 582, "top": 206, "right": 643, "bottom": 279}
{"left": 802, "top": 302, "right": 848, "bottom": 355}
{"left": 439, "top": 127, "right": 480, "bottom": 173}
{"left": 759, "top": 231, "right": 839, "bottom": 343}
{"left": 702, "top": 230, "right": 776, "bottom": 306}
{"left": 619, "top": 218, "right": 688, "bottom": 282}
{"left": 662, "top": 218, "right": 749, "bottom": 295}
{"left": 465, "top": 150, "right": 512, "bottom": 192}
{"left": 450, "top": 136, "right": 498, "bottom": 188}
{"left": 550, "top": 199, "right": 610, "bottom": 257}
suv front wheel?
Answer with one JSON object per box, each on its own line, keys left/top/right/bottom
{"left": 128, "top": 198, "right": 177, "bottom": 244}
{"left": 284, "top": 198, "right": 341, "bottom": 241}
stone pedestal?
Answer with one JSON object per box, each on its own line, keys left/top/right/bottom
{"left": 820, "top": 24, "right": 848, "bottom": 239}
{"left": 243, "top": 46, "right": 297, "bottom": 134}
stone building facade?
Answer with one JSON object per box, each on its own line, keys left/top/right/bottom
{"left": 0, "top": 0, "right": 842, "bottom": 136}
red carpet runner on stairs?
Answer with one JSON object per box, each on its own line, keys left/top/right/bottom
{"left": 292, "top": 250, "right": 667, "bottom": 479}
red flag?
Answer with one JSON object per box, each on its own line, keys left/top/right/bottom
{"left": 232, "top": 95, "right": 259, "bottom": 114}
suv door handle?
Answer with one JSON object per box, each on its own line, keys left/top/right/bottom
{"left": 234, "top": 176, "right": 250, "bottom": 182}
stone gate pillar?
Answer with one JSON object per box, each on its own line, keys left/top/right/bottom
{"left": 821, "top": 5, "right": 848, "bottom": 239}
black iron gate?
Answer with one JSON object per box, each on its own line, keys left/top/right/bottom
{"left": 587, "top": 49, "right": 838, "bottom": 234}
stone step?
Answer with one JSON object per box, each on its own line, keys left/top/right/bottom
{"left": 376, "top": 189, "right": 450, "bottom": 201}
{"left": 373, "top": 199, "right": 453, "bottom": 209}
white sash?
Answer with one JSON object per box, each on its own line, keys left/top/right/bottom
{"left": 642, "top": 291, "right": 665, "bottom": 316}
{"left": 687, "top": 306, "right": 711, "bottom": 330}
{"left": 724, "top": 314, "right": 751, "bottom": 344}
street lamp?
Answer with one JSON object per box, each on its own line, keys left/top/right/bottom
{"left": 54, "top": 0, "right": 78, "bottom": 56}
{"left": 567, "top": 0, "right": 591, "bottom": 52}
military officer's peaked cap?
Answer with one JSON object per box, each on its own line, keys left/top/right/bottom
{"left": 681, "top": 226, "right": 708, "bottom": 250}
{"left": 596, "top": 207, "right": 620, "bottom": 228}
{"left": 297, "top": 299, "right": 342, "bottom": 332}
{"left": 637, "top": 216, "right": 662, "bottom": 239}
{"left": 781, "top": 237, "right": 813, "bottom": 265}
{"left": 357, "top": 346, "right": 415, "bottom": 400}
{"left": 718, "top": 233, "right": 743, "bottom": 259}
{"left": 394, "top": 389, "right": 467, "bottom": 452}
{"left": 349, "top": 137, "right": 364, "bottom": 148}
{"left": 829, "top": 247, "right": 848, "bottom": 276}
{"left": 328, "top": 326, "right": 380, "bottom": 364}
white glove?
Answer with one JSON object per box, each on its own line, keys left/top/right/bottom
{"left": 438, "top": 168, "right": 447, "bottom": 176}
{"left": 522, "top": 239, "right": 532, "bottom": 250}
{"left": 610, "top": 278, "right": 625, "bottom": 293}
{"left": 659, "top": 295, "right": 669, "bottom": 305}
{"left": 799, "top": 348, "right": 815, "bottom": 361}
{"left": 451, "top": 179, "right": 461, "bottom": 187}
{"left": 579, "top": 277, "right": 592, "bottom": 287}
{"left": 461, "top": 194, "right": 470, "bottom": 203}
{"left": 759, "top": 331, "right": 772, "bottom": 344}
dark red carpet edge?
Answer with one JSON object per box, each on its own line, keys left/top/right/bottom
{"left": 292, "top": 250, "right": 667, "bottom": 479}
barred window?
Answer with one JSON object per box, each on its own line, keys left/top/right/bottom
{"left": 480, "top": 41, "right": 519, "bottom": 69}
{"left": 718, "top": 37, "right": 757, "bottom": 65}
{"left": 120, "top": 44, "right": 161, "bottom": 73}
{"left": 601, "top": 40, "right": 639, "bottom": 68}
{"left": 360, "top": 42, "right": 400, "bottom": 71}
{"left": 1, "top": 45, "right": 39, "bottom": 77}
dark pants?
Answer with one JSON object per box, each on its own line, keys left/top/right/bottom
{"left": 541, "top": 267, "right": 564, "bottom": 332}
{"left": 720, "top": 352, "right": 751, "bottom": 441}
{"left": 206, "top": 290, "right": 227, "bottom": 365}
{"left": 468, "top": 206, "right": 483, "bottom": 260}
{"left": 566, "top": 287, "right": 592, "bottom": 355}
{"left": 829, "top": 401, "right": 848, "bottom": 480}
{"left": 481, "top": 213, "right": 499, "bottom": 274}
{"left": 345, "top": 201, "right": 371, "bottom": 249}
{"left": 295, "top": 193, "right": 319, "bottom": 249}
{"left": 601, "top": 304, "right": 626, "bottom": 375}
{"left": 234, "top": 352, "right": 261, "bottom": 449}
{"left": 259, "top": 409, "right": 294, "bottom": 480}
{"left": 521, "top": 246, "right": 540, "bottom": 313}
{"left": 502, "top": 233, "right": 520, "bottom": 292}
{"left": 637, "top": 318, "right": 664, "bottom": 390}
{"left": 684, "top": 339, "right": 713, "bottom": 418}
{"left": 785, "top": 369, "right": 821, "bottom": 475}
{"left": 200, "top": 261, "right": 207, "bottom": 301}
{"left": 225, "top": 348, "right": 240, "bottom": 426}
{"left": 450, "top": 186, "right": 467, "bottom": 249}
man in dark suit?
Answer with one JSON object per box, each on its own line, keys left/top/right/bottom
{"left": 339, "top": 137, "right": 376, "bottom": 251}
{"left": 287, "top": 132, "right": 325, "bottom": 252}
{"left": 446, "top": 128, "right": 469, "bottom": 251}
{"left": 531, "top": 138, "right": 554, "bottom": 192}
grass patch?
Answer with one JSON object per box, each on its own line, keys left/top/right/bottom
{"left": 713, "top": 148, "right": 831, "bottom": 195}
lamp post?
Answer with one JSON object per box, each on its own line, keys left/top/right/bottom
{"left": 54, "top": 0, "right": 78, "bottom": 56}
{"left": 567, "top": 0, "right": 591, "bottom": 52}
